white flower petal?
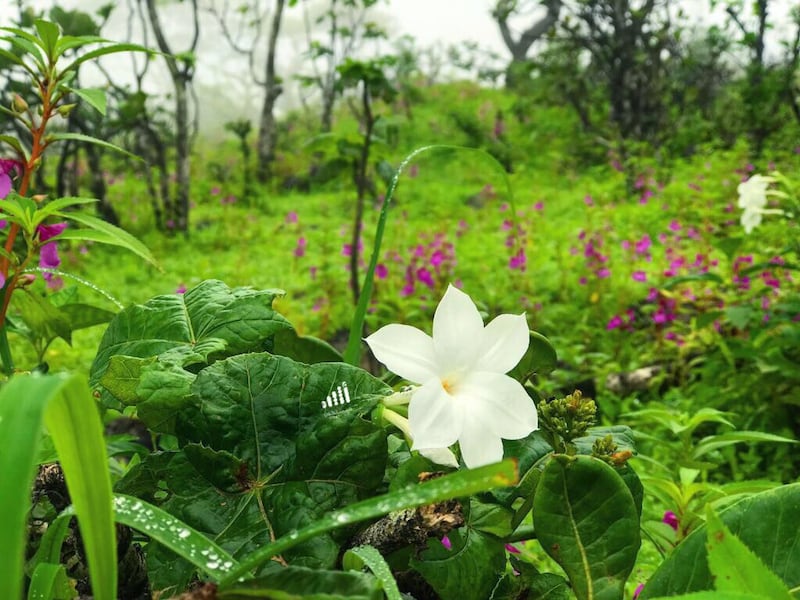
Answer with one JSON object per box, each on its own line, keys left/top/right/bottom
{"left": 741, "top": 208, "right": 762, "bottom": 234}
{"left": 432, "top": 285, "right": 484, "bottom": 372}
{"left": 480, "top": 313, "right": 529, "bottom": 373}
{"left": 408, "top": 379, "right": 462, "bottom": 449}
{"left": 458, "top": 414, "right": 504, "bottom": 468}
{"left": 458, "top": 371, "right": 538, "bottom": 439}
{"left": 419, "top": 447, "right": 459, "bottom": 468}
{"left": 365, "top": 324, "right": 439, "bottom": 383}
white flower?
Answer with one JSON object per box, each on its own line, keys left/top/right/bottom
{"left": 740, "top": 207, "right": 763, "bottom": 234}
{"left": 365, "top": 285, "right": 538, "bottom": 468}
{"left": 737, "top": 175, "right": 771, "bottom": 211}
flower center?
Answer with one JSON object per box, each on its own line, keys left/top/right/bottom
{"left": 441, "top": 375, "right": 458, "bottom": 395}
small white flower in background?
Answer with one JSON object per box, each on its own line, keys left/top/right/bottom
{"left": 737, "top": 174, "right": 782, "bottom": 234}
{"left": 737, "top": 174, "right": 771, "bottom": 212}
{"left": 365, "top": 284, "right": 538, "bottom": 468}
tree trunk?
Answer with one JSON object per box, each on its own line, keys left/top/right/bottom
{"left": 256, "top": 0, "right": 287, "bottom": 182}
{"left": 495, "top": 0, "right": 562, "bottom": 88}
{"left": 143, "top": 0, "right": 198, "bottom": 233}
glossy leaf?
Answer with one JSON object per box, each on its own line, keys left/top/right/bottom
{"left": 27, "top": 562, "right": 75, "bottom": 600}
{"left": 412, "top": 526, "right": 507, "bottom": 600}
{"left": 91, "top": 280, "right": 291, "bottom": 402}
{"left": 343, "top": 545, "right": 402, "bottom": 600}
{"left": 533, "top": 455, "right": 641, "bottom": 600}
{"left": 219, "top": 459, "right": 518, "bottom": 585}
{"left": 116, "top": 352, "right": 392, "bottom": 585}
{"left": 640, "top": 484, "right": 800, "bottom": 598}
{"left": 218, "top": 566, "right": 383, "bottom": 600}
{"left": 509, "top": 330, "right": 558, "bottom": 382}
{"left": 113, "top": 494, "right": 239, "bottom": 580}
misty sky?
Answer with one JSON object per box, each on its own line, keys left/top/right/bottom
{"left": 23, "top": 0, "right": 800, "bottom": 133}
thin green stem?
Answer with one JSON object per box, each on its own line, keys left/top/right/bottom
{"left": 343, "top": 145, "right": 518, "bottom": 365}
{"left": 0, "top": 321, "right": 15, "bottom": 375}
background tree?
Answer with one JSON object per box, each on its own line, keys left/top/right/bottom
{"left": 207, "top": 0, "right": 290, "bottom": 183}
{"left": 143, "top": 0, "right": 200, "bottom": 233}
{"left": 491, "top": 0, "right": 563, "bottom": 88}
{"left": 298, "top": 0, "right": 386, "bottom": 132}
{"left": 717, "top": 0, "right": 800, "bottom": 157}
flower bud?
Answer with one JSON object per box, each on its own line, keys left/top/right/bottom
{"left": 57, "top": 103, "right": 77, "bottom": 118}
{"left": 12, "top": 93, "right": 28, "bottom": 113}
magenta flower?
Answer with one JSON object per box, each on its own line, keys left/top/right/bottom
{"left": 504, "top": 543, "right": 521, "bottom": 554}
{"left": 0, "top": 158, "right": 23, "bottom": 199}
{"left": 533, "top": 201, "right": 544, "bottom": 211}
{"left": 37, "top": 222, "right": 67, "bottom": 285}
{"left": 633, "top": 583, "right": 645, "bottom": 599}
{"left": 285, "top": 211, "right": 298, "bottom": 224}
{"left": 584, "top": 194, "right": 594, "bottom": 206}
{"left": 662, "top": 510, "right": 679, "bottom": 531}
{"left": 375, "top": 263, "right": 388, "bottom": 279}
{"left": 176, "top": 283, "right": 187, "bottom": 294}
{"left": 632, "top": 271, "right": 647, "bottom": 282}
{"left": 294, "top": 236, "right": 307, "bottom": 258}
{"left": 441, "top": 535, "right": 452, "bottom": 550}
{"left": 607, "top": 315, "right": 624, "bottom": 330}
{"left": 509, "top": 248, "right": 527, "bottom": 271}
{"left": 416, "top": 267, "right": 434, "bottom": 288}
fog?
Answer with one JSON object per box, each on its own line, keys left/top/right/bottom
{"left": 22, "top": 0, "right": 800, "bottom": 136}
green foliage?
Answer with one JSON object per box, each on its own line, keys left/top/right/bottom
{"left": 533, "top": 455, "right": 641, "bottom": 600}
{"left": 640, "top": 484, "right": 800, "bottom": 597}
{"left": 0, "top": 374, "right": 116, "bottom": 600}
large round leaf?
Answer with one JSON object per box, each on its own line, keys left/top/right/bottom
{"left": 533, "top": 455, "right": 641, "bottom": 600}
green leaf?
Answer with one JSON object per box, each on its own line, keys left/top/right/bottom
{"left": 60, "top": 42, "right": 152, "bottom": 75}
{"left": 219, "top": 459, "right": 518, "bottom": 585}
{"left": 113, "top": 493, "right": 239, "bottom": 579}
{"left": 0, "top": 374, "right": 116, "bottom": 600}
{"left": 91, "top": 280, "right": 292, "bottom": 404}
{"left": 693, "top": 431, "right": 797, "bottom": 459}
{"left": 704, "top": 506, "right": 792, "bottom": 598}
{"left": 51, "top": 210, "right": 156, "bottom": 266}
{"left": 218, "top": 566, "right": 383, "bottom": 599}
{"left": 648, "top": 593, "right": 771, "bottom": 600}
{"left": 69, "top": 87, "right": 107, "bottom": 115}
{"left": 533, "top": 455, "right": 641, "bottom": 600}
{"left": 640, "top": 483, "right": 800, "bottom": 598}
{"left": 116, "top": 352, "right": 392, "bottom": 588}
{"left": 11, "top": 289, "right": 73, "bottom": 345}
{"left": 272, "top": 327, "right": 343, "bottom": 363}
{"left": 0, "top": 29, "right": 47, "bottom": 69}
{"left": 46, "top": 132, "right": 142, "bottom": 161}
{"left": 0, "top": 134, "right": 28, "bottom": 159}
{"left": 34, "top": 20, "right": 60, "bottom": 58}
{"left": 27, "top": 562, "right": 75, "bottom": 600}
{"left": 509, "top": 330, "right": 558, "bottom": 382}
{"left": 343, "top": 545, "right": 402, "bottom": 600}
{"left": 0, "top": 376, "right": 54, "bottom": 600}
{"left": 43, "top": 375, "right": 117, "bottom": 600}
{"left": 412, "top": 526, "right": 506, "bottom": 600}
{"left": 34, "top": 195, "right": 98, "bottom": 222}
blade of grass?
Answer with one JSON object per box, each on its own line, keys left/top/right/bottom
{"left": 43, "top": 374, "right": 117, "bottom": 600}
{"left": 343, "top": 145, "right": 518, "bottom": 365}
